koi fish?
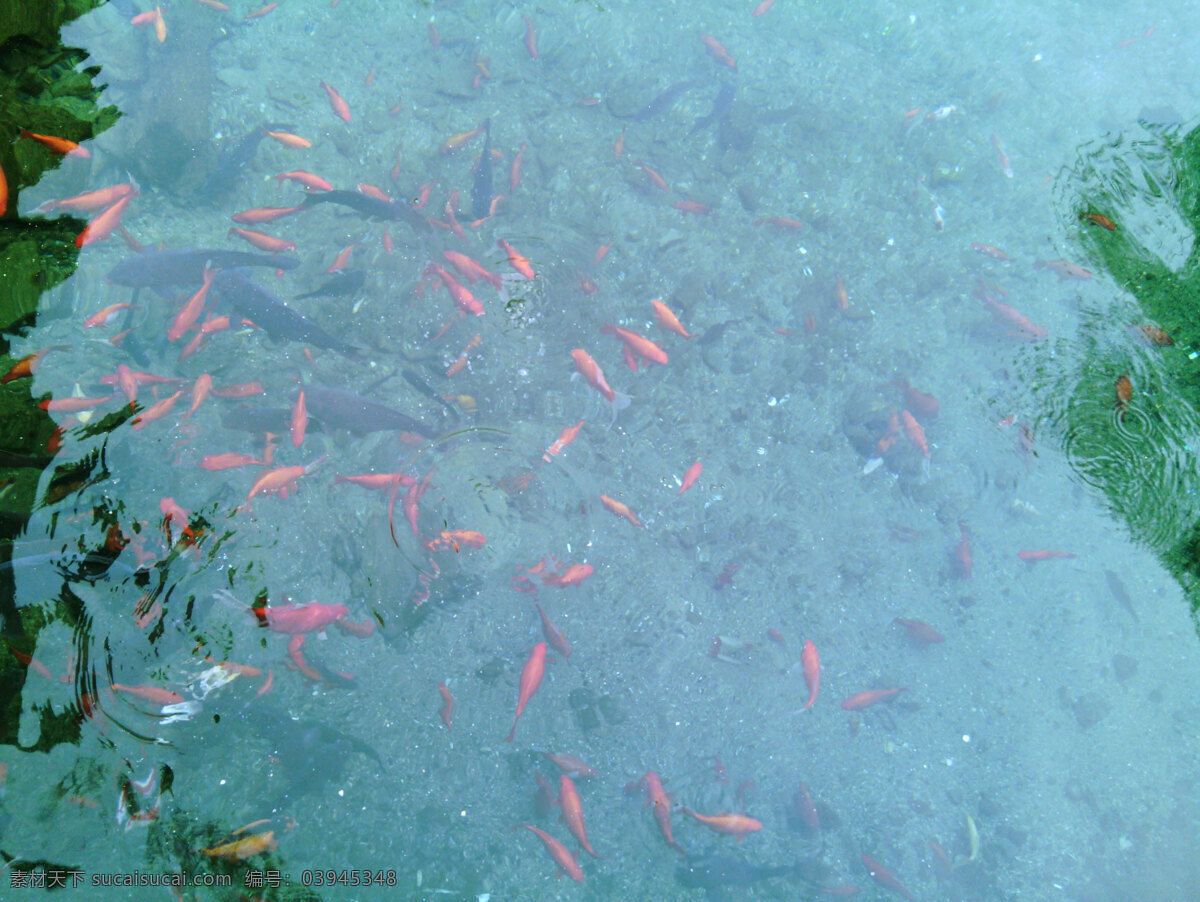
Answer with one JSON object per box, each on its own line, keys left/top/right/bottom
{"left": 841, "top": 687, "right": 907, "bottom": 710}
{"left": 536, "top": 604, "right": 571, "bottom": 658}
{"left": 652, "top": 299, "right": 693, "bottom": 339}
{"left": 601, "top": 493, "right": 643, "bottom": 527}
{"left": 681, "top": 808, "right": 763, "bottom": 837}
{"left": 678, "top": 461, "right": 703, "bottom": 495}
{"left": 801, "top": 640, "right": 820, "bottom": 709}
{"left": 515, "top": 825, "right": 583, "bottom": 883}
{"left": 505, "top": 641, "right": 547, "bottom": 742}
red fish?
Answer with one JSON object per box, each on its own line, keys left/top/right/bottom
{"left": 199, "top": 453, "right": 263, "bottom": 471}
{"left": 543, "top": 419, "right": 584, "bottom": 462}
{"left": 437, "top": 682, "right": 454, "bottom": 730}
{"left": 253, "top": 601, "right": 349, "bottom": 634}
{"left": 641, "top": 772, "right": 684, "bottom": 854}
{"left": 600, "top": 493, "right": 642, "bottom": 527}
{"left": 167, "top": 265, "right": 215, "bottom": 342}
{"left": 274, "top": 170, "right": 332, "bottom": 192}
{"left": 1034, "top": 259, "right": 1092, "bottom": 281}
{"left": 320, "top": 80, "right": 351, "bottom": 122}
{"left": 600, "top": 324, "right": 668, "bottom": 367}
{"left": 559, "top": 775, "right": 597, "bottom": 856}
{"left": 514, "top": 825, "right": 582, "bottom": 883}
{"left": 678, "top": 461, "right": 702, "bottom": 495}
{"left": 231, "top": 205, "right": 302, "bottom": 224}
{"left": 892, "top": 618, "right": 945, "bottom": 646}
{"left": 899, "top": 409, "right": 928, "bottom": 457}
{"left": 971, "top": 242, "right": 1011, "bottom": 261}
{"left": 953, "top": 523, "right": 973, "bottom": 578}
{"left": 536, "top": 604, "right": 571, "bottom": 658}
{"left": 20, "top": 129, "right": 89, "bottom": 158}
{"left": 84, "top": 302, "right": 133, "bottom": 329}
{"left": 681, "top": 808, "right": 763, "bottom": 837}
{"left": 701, "top": 34, "right": 737, "bottom": 70}
{"left": 443, "top": 250, "right": 502, "bottom": 289}
{"left": 505, "top": 642, "right": 547, "bottom": 742}
{"left": 497, "top": 238, "right": 536, "bottom": 279}
{"left": 571, "top": 349, "right": 629, "bottom": 410}
{"left": 110, "top": 683, "right": 183, "bottom": 706}
{"left": 131, "top": 390, "right": 183, "bottom": 430}
{"left": 542, "top": 752, "right": 597, "bottom": 778}
{"left": 861, "top": 853, "right": 915, "bottom": 900}
{"left": 426, "top": 264, "right": 484, "bottom": 316}
{"left": 841, "top": 688, "right": 907, "bottom": 710}
{"left": 652, "top": 299, "right": 693, "bottom": 339}
{"left": 289, "top": 389, "right": 306, "bottom": 448}
{"left": 801, "top": 639, "right": 820, "bottom": 709}
{"left": 542, "top": 563, "right": 593, "bottom": 588}
{"left": 1017, "top": 549, "right": 1076, "bottom": 562}
{"left": 521, "top": 14, "right": 539, "bottom": 59}
{"left": 228, "top": 228, "right": 296, "bottom": 253}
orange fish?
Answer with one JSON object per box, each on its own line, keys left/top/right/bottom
{"left": 1034, "top": 259, "right": 1092, "bottom": 281}
{"left": 1081, "top": 212, "right": 1117, "bottom": 230}
{"left": 752, "top": 0, "right": 777, "bottom": 15}
{"left": 437, "top": 681, "right": 454, "bottom": 730}
{"left": 641, "top": 772, "right": 684, "bottom": 854}
{"left": 200, "top": 830, "right": 277, "bottom": 861}
{"left": 242, "top": 454, "right": 327, "bottom": 510}
{"left": 231, "top": 205, "right": 302, "bottom": 224}
{"left": 320, "top": 80, "right": 351, "bottom": 122}
{"left": 753, "top": 216, "right": 804, "bottom": 230}
{"left": 892, "top": 617, "right": 945, "bottom": 645}
{"left": 521, "top": 14, "right": 539, "bottom": 59}
{"left": 274, "top": 170, "right": 333, "bottom": 192}
{"left": 228, "top": 227, "right": 296, "bottom": 253}
{"left": 443, "top": 250, "right": 502, "bottom": 289}
{"left": 543, "top": 752, "right": 597, "bottom": 778}
{"left": 700, "top": 34, "right": 737, "bottom": 71}
{"left": 167, "top": 266, "right": 216, "bottom": 342}
{"left": 1017, "top": 549, "right": 1077, "bottom": 562}
{"left": 543, "top": 419, "right": 584, "bottom": 462}
{"left": 184, "top": 373, "right": 212, "bottom": 418}
{"left": 20, "top": 129, "right": 89, "bottom": 158}
{"left": 840, "top": 687, "right": 907, "bottom": 710}
{"left": 637, "top": 162, "right": 670, "bottom": 191}
{"left": 571, "top": 348, "right": 627, "bottom": 409}
{"left": 1115, "top": 372, "right": 1132, "bottom": 417}
{"left": 600, "top": 493, "right": 642, "bottom": 527}
{"left": 110, "top": 683, "right": 184, "bottom": 706}
{"left": 678, "top": 461, "right": 703, "bottom": 495}
{"left": 600, "top": 324, "right": 668, "bottom": 367}
{"left": 559, "top": 775, "right": 597, "bottom": 857}
{"left": 265, "top": 130, "right": 311, "bottom": 149}
{"left": 39, "top": 394, "right": 115, "bottom": 413}
{"left": 510, "top": 142, "right": 527, "bottom": 193}
{"left": 426, "top": 264, "right": 484, "bottom": 316}
{"left": 953, "top": 522, "right": 973, "bottom": 578}
{"left": 2, "top": 347, "right": 61, "bottom": 383}
{"left": 199, "top": 453, "right": 263, "bottom": 471}
{"left": 38, "top": 183, "right": 135, "bottom": 213}
{"left": 439, "top": 122, "right": 486, "bottom": 154}
{"left": 673, "top": 200, "right": 710, "bottom": 216}
{"left": 861, "top": 853, "right": 915, "bottom": 901}
{"left": 84, "top": 302, "right": 133, "bottom": 328}
{"left": 801, "top": 639, "right": 820, "bottom": 709}
{"left": 131, "top": 390, "right": 183, "bottom": 430}
{"left": 76, "top": 192, "right": 135, "bottom": 248}
{"left": 505, "top": 641, "right": 546, "bottom": 742}
{"left": 536, "top": 604, "right": 571, "bottom": 658}
{"left": 326, "top": 241, "right": 358, "bottom": 273}
{"left": 652, "top": 300, "right": 693, "bottom": 339}
{"left": 497, "top": 238, "right": 536, "bottom": 279}
{"left": 899, "top": 409, "right": 928, "bottom": 457}
{"left": 290, "top": 389, "right": 307, "bottom": 448}
{"left": 515, "top": 824, "right": 582, "bottom": 883}
{"left": 541, "top": 563, "right": 593, "bottom": 588}
{"left": 681, "top": 808, "right": 763, "bottom": 837}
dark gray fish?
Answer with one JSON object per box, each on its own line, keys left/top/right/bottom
{"left": 677, "top": 854, "right": 795, "bottom": 896}
{"left": 607, "top": 78, "right": 704, "bottom": 121}
{"left": 300, "top": 189, "right": 431, "bottom": 233}
{"left": 302, "top": 383, "right": 435, "bottom": 437}
{"left": 471, "top": 118, "right": 493, "bottom": 220}
{"left": 1104, "top": 569, "right": 1140, "bottom": 621}
{"left": 244, "top": 706, "right": 382, "bottom": 807}
{"left": 294, "top": 269, "right": 366, "bottom": 300}
{"left": 691, "top": 83, "right": 736, "bottom": 134}
{"left": 401, "top": 369, "right": 458, "bottom": 416}
{"left": 219, "top": 406, "right": 293, "bottom": 433}
{"left": 106, "top": 249, "right": 300, "bottom": 289}
{"left": 201, "top": 123, "right": 288, "bottom": 199}
{"left": 212, "top": 269, "right": 362, "bottom": 357}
